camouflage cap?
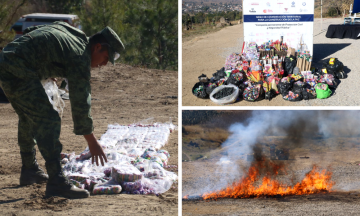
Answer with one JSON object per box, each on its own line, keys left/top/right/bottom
{"left": 99, "top": 26, "right": 125, "bottom": 65}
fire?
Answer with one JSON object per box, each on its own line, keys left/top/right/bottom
{"left": 202, "top": 161, "right": 334, "bottom": 200}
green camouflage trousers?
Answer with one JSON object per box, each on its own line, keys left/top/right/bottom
{"left": 0, "top": 66, "right": 62, "bottom": 176}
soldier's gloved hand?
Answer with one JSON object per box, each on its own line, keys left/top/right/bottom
{"left": 84, "top": 133, "right": 108, "bottom": 166}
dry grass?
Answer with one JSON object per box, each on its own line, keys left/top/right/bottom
{"left": 182, "top": 125, "right": 230, "bottom": 161}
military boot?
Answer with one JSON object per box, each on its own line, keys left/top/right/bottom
{"left": 20, "top": 150, "right": 49, "bottom": 185}
{"left": 45, "top": 161, "right": 90, "bottom": 199}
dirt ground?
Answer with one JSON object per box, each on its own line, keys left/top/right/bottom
{"left": 182, "top": 18, "right": 359, "bottom": 106}
{"left": 183, "top": 143, "right": 360, "bottom": 216}
{"left": 0, "top": 63, "right": 178, "bottom": 215}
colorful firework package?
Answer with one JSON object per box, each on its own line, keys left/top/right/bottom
{"left": 93, "top": 179, "right": 122, "bottom": 195}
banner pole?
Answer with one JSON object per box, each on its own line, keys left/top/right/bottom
{"left": 242, "top": 0, "right": 244, "bottom": 41}
{"left": 321, "top": 0, "right": 322, "bottom": 31}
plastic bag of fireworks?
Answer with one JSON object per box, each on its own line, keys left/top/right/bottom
{"left": 315, "top": 83, "right": 332, "bottom": 99}
{"left": 212, "top": 67, "right": 227, "bottom": 81}
{"left": 243, "top": 83, "right": 265, "bottom": 102}
{"left": 210, "top": 84, "right": 240, "bottom": 105}
{"left": 284, "top": 55, "right": 297, "bottom": 75}
{"left": 283, "top": 91, "right": 303, "bottom": 102}
{"left": 111, "top": 164, "right": 143, "bottom": 183}
{"left": 302, "top": 88, "right": 317, "bottom": 100}
{"left": 92, "top": 179, "right": 122, "bottom": 195}
{"left": 322, "top": 58, "right": 346, "bottom": 79}
{"left": 192, "top": 82, "right": 208, "bottom": 99}
{"left": 278, "top": 77, "right": 293, "bottom": 97}
{"left": 122, "top": 177, "right": 174, "bottom": 195}
{"left": 318, "top": 73, "right": 339, "bottom": 90}
{"left": 226, "top": 70, "right": 245, "bottom": 86}
{"left": 205, "top": 83, "right": 217, "bottom": 95}
{"left": 198, "top": 74, "right": 209, "bottom": 83}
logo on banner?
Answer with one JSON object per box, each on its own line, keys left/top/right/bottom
{"left": 291, "top": 1, "right": 295, "bottom": 7}
{"left": 284, "top": 8, "right": 289, "bottom": 13}
{"left": 302, "top": 2, "right": 306, "bottom": 6}
{"left": 263, "top": 9, "right": 273, "bottom": 13}
{"left": 249, "top": 8, "right": 256, "bottom": 13}
{"left": 266, "top": 2, "right": 271, "bottom": 7}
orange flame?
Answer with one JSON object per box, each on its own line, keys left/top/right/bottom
{"left": 202, "top": 162, "right": 334, "bottom": 200}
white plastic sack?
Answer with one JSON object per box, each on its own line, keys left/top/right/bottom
{"left": 210, "top": 84, "right": 239, "bottom": 105}
{"left": 41, "top": 78, "right": 65, "bottom": 117}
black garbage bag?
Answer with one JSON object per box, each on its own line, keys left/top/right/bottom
{"left": 302, "top": 88, "right": 317, "bottom": 100}
{"left": 206, "top": 83, "right": 217, "bottom": 95}
{"left": 335, "top": 71, "right": 347, "bottom": 79}
{"left": 278, "top": 80, "right": 294, "bottom": 97}
{"left": 322, "top": 58, "right": 347, "bottom": 79}
{"left": 264, "top": 89, "right": 277, "bottom": 101}
{"left": 192, "top": 82, "right": 208, "bottom": 99}
{"left": 283, "top": 91, "right": 303, "bottom": 102}
{"left": 284, "top": 55, "right": 297, "bottom": 75}
{"left": 313, "top": 70, "right": 323, "bottom": 78}
{"left": 322, "top": 58, "right": 343, "bottom": 74}
{"left": 226, "top": 71, "right": 244, "bottom": 86}
{"left": 212, "top": 67, "right": 226, "bottom": 81}
{"left": 198, "top": 74, "right": 209, "bottom": 83}
{"left": 292, "top": 81, "right": 308, "bottom": 96}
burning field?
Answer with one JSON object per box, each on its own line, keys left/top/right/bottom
{"left": 193, "top": 163, "right": 333, "bottom": 201}
{"left": 182, "top": 111, "right": 360, "bottom": 215}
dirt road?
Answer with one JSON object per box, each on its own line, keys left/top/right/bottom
{"left": 0, "top": 63, "right": 178, "bottom": 215}
{"left": 182, "top": 18, "right": 360, "bottom": 106}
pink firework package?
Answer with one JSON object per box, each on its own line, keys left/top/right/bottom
{"left": 111, "top": 164, "right": 143, "bottom": 183}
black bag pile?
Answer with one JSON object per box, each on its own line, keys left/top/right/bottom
{"left": 192, "top": 67, "right": 246, "bottom": 101}
{"left": 192, "top": 56, "right": 347, "bottom": 103}
{"left": 322, "top": 58, "right": 347, "bottom": 79}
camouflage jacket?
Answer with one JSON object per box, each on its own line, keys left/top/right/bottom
{"left": 1, "top": 22, "right": 93, "bottom": 135}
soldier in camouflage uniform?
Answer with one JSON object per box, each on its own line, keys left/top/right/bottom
{"left": 0, "top": 21, "right": 124, "bottom": 199}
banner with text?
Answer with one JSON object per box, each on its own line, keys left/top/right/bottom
{"left": 243, "top": 0, "right": 314, "bottom": 55}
